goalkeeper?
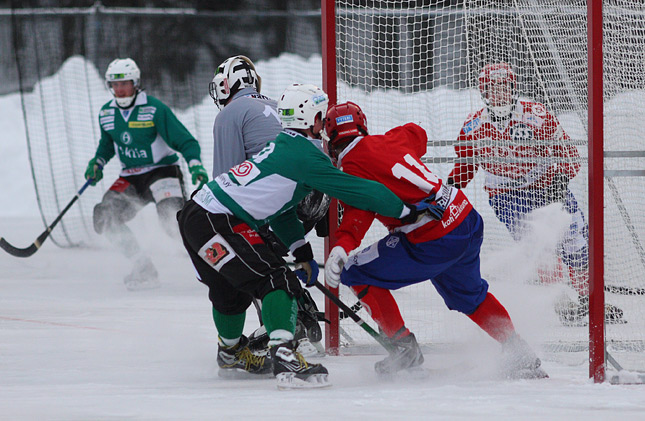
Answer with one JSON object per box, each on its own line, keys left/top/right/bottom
{"left": 176, "top": 84, "right": 431, "bottom": 389}
{"left": 84, "top": 58, "right": 208, "bottom": 291}
{"left": 447, "top": 62, "right": 623, "bottom": 326}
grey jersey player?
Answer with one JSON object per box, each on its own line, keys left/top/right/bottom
{"left": 208, "top": 56, "right": 328, "bottom": 355}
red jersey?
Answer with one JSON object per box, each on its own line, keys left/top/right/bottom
{"left": 448, "top": 100, "right": 580, "bottom": 196}
{"left": 335, "top": 123, "right": 473, "bottom": 253}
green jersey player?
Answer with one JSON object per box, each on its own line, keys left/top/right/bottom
{"left": 84, "top": 58, "right": 208, "bottom": 290}
{"left": 177, "top": 83, "right": 430, "bottom": 389}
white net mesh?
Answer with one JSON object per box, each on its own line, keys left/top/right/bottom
{"left": 329, "top": 0, "right": 645, "bottom": 372}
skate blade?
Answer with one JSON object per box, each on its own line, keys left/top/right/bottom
{"left": 276, "top": 373, "right": 331, "bottom": 390}
{"left": 218, "top": 368, "right": 273, "bottom": 380}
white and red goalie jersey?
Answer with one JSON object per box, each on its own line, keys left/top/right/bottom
{"left": 334, "top": 123, "right": 473, "bottom": 253}
{"left": 448, "top": 100, "right": 580, "bottom": 196}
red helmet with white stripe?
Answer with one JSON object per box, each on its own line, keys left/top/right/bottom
{"left": 478, "top": 62, "right": 517, "bottom": 119}
{"left": 324, "top": 101, "right": 369, "bottom": 160}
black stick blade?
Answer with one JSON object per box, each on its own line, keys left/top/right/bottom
{"left": 0, "top": 237, "right": 39, "bottom": 258}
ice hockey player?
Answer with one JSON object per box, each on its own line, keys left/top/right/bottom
{"left": 324, "top": 101, "right": 547, "bottom": 379}
{"left": 84, "top": 58, "right": 208, "bottom": 290}
{"left": 208, "top": 55, "right": 329, "bottom": 355}
{"left": 176, "top": 83, "right": 436, "bottom": 389}
{"left": 447, "top": 62, "right": 623, "bottom": 326}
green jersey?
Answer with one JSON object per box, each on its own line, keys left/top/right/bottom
{"left": 193, "top": 129, "right": 406, "bottom": 250}
{"left": 93, "top": 92, "right": 202, "bottom": 175}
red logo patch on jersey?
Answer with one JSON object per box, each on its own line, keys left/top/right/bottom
{"left": 233, "top": 223, "right": 263, "bottom": 245}
{"left": 231, "top": 162, "right": 254, "bottom": 177}
{"left": 205, "top": 242, "right": 229, "bottom": 265}
{"left": 109, "top": 177, "right": 130, "bottom": 192}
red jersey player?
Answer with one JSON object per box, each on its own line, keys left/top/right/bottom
{"left": 447, "top": 62, "right": 623, "bottom": 326}
{"left": 323, "top": 101, "right": 546, "bottom": 379}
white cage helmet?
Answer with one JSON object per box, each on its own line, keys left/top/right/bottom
{"left": 105, "top": 58, "right": 141, "bottom": 108}
{"left": 277, "top": 84, "right": 329, "bottom": 132}
{"left": 209, "top": 55, "right": 261, "bottom": 110}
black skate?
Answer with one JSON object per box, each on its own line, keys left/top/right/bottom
{"left": 217, "top": 335, "right": 273, "bottom": 379}
{"left": 501, "top": 334, "right": 548, "bottom": 380}
{"left": 555, "top": 295, "right": 625, "bottom": 327}
{"left": 248, "top": 326, "right": 270, "bottom": 354}
{"left": 124, "top": 256, "right": 160, "bottom": 291}
{"left": 271, "top": 340, "right": 330, "bottom": 389}
{"left": 374, "top": 333, "right": 425, "bottom": 376}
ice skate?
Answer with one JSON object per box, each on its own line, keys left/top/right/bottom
{"left": 271, "top": 340, "right": 330, "bottom": 389}
{"left": 554, "top": 294, "right": 625, "bottom": 327}
{"left": 501, "top": 334, "right": 548, "bottom": 379}
{"left": 217, "top": 335, "right": 273, "bottom": 379}
{"left": 123, "top": 256, "right": 160, "bottom": 291}
{"left": 248, "top": 326, "right": 270, "bottom": 355}
{"left": 294, "top": 319, "right": 324, "bottom": 358}
{"left": 374, "top": 332, "right": 424, "bottom": 376}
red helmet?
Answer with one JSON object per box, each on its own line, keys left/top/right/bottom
{"left": 324, "top": 101, "right": 368, "bottom": 159}
{"left": 478, "top": 63, "right": 517, "bottom": 118}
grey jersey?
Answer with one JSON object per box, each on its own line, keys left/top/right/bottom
{"left": 211, "top": 87, "right": 283, "bottom": 177}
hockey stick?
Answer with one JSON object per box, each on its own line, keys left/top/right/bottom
{"left": 313, "top": 280, "right": 396, "bottom": 354}
{"left": 0, "top": 177, "right": 94, "bottom": 258}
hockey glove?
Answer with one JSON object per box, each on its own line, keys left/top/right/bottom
{"left": 84, "top": 157, "right": 104, "bottom": 186}
{"left": 189, "top": 160, "right": 209, "bottom": 189}
{"left": 546, "top": 173, "right": 570, "bottom": 203}
{"left": 325, "top": 246, "right": 348, "bottom": 288}
{"left": 293, "top": 242, "right": 318, "bottom": 287}
{"left": 295, "top": 260, "right": 319, "bottom": 288}
{"left": 399, "top": 193, "right": 445, "bottom": 225}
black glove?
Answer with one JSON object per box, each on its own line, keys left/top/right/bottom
{"left": 546, "top": 173, "right": 569, "bottom": 203}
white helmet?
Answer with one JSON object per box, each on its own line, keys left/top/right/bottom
{"left": 209, "top": 55, "right": 261, "bottom": 110}
{"left": 277, "top": 84, "right": 329, "bottom": 132}
{"left": 105, "top": 58, "right": 141, "bottom": 108}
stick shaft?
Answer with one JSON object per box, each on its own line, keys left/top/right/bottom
{"left": 313, "top": 281, "right": 395, "bottom": 353}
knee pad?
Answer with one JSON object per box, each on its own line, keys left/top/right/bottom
{"left": 93, "top": 196, "right": 136, "bottom": 234}
{"left": 150, "top": 177, "right": 184, "bottom": 203}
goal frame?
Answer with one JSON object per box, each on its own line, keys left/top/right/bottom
{"left": 321, "top": 0, "right": 607, "bottom": 382}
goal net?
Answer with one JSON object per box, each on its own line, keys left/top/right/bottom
{"left": 325, "top": 0, "right": 645, "bottom": 376}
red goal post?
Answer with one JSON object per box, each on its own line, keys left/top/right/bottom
{"left": 321, "top": 0, "right": 645, "bottom": 383}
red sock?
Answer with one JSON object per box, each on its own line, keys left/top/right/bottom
{"left": 351, "top": 285, "right": 410, "bottom": 339}
{"left": 568, "top": 266, "right": 589, "bottom": 296}
{"left": 467, "top": 292, "right": 515, "bottom": 343}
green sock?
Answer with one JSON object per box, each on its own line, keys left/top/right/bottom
{"left": 261, "top": 290, "right": 297, "bottom": 337}
{"left": 212, "top": 306, "right": 246, "bottom": 342}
